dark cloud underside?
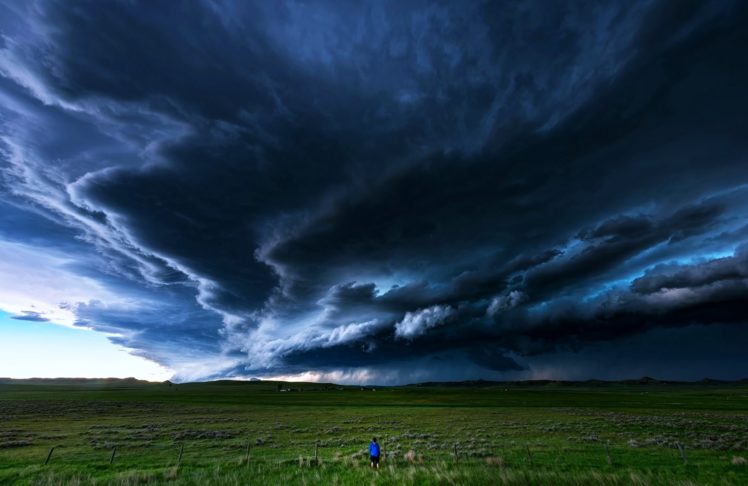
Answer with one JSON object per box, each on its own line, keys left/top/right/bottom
{"left": 0, "top": 0, "right": 746, "bottom": 382}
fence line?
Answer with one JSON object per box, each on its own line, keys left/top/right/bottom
{"left": 35, "top": 439, "right": 706, "bottom": 470}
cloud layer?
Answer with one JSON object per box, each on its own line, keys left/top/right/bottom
{"left": 0, "top": 0, "right": 747, "bottom": 382}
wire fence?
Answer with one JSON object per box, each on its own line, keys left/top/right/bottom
{"left": 24, "top": 438, "right": 712, "bottom": 471}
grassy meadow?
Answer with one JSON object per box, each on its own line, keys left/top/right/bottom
{"left": 0, "top": 379, "right": 747, "bottom": 485}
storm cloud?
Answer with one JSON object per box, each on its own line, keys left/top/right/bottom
{"left": 0, "top": 0, "right": 747, "bottom": 382}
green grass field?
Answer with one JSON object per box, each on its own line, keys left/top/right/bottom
{"left": 1, "top": 380, "right": 747, "bottom": 485}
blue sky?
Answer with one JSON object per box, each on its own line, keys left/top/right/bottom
{"left": 0, "top": 311, "right": 169, "bottom": 380}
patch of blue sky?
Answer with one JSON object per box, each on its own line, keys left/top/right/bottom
{"left": 0, "top": 310, "right": 171, "bottom": 380}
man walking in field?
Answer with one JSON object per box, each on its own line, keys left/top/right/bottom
{"left": 369, "top": 437, "right": 380, "bottom": 469}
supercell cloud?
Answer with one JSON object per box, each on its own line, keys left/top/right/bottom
{"left": 0, "top": 0, "right": 747, "bottom": 383}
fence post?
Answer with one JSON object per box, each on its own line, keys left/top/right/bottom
{"left": 604, "top": 442, "right": 612, "bottom": 465}
{"left": 44, "top": 446, "right": 56, "bottom": 465}
{"left": 525, "top": 444, "right": 533, "bottom": 466}
{"left": 110, "top": 446, "right": 117, "bottom": 465}
{"left": 677, "top": 443, "right": 687, "bottom": 464}
{"left": 244, "top": 441, "right": 251, "bottom": 464}
{"left": 453, "top": 443, "right": 459, "bottom": 463}
{"left": 177, "top": 443, "right": 184, "bottom": 466}
{"left": 314, "top": 441, "right": 318, "bottom": 464}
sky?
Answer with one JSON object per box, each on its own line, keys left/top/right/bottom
{"left": 0, "top": 311, "right": 170, "bottom": 380}
{"left": 0, "top": 0, "right": 747, "bottom": 384}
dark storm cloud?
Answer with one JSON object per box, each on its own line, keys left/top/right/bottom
{"left": 522, "top": 201, "right": 725, "bottom": 299}
{"left": 632, "top": 246, "right": 748, "bottom": 293}
{"left": 0, "top": 0, "right": 747, "bottom": 382}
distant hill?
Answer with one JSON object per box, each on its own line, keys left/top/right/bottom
{"left": 1, "top": 376, "right": 745, "bottom": 388}
{"left": 0, "top": 377, "right": 348, "bottom": 391}
{"left": 405, "top": 377, "right": 748, "bottom": 387}
{"left": 0, "top": 377, "right": 158, "bottom": 386}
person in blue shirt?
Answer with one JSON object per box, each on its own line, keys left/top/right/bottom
{"left": 369, "top": 437, "right": 380, "bottom": 469}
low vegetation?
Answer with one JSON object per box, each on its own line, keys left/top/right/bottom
{"left": 0, "top": 379, "right": 747, "bottom": 484}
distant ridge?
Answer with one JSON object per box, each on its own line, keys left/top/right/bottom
{"left": 405, "top": 377, "right": 748, "bottom": 387}
{"left": 0, "top": 376, "right": 746, "bottom": 387}
{"left": 0, "top": 377, "right": 157, "bottom": 386}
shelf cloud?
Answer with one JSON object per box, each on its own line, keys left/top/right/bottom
{"left": 0, "top": 0, "right": 746, "bottom": 383}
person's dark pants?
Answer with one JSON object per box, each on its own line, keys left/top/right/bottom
{"left": 370, "top": 455, "right": 380, "bottom": 467}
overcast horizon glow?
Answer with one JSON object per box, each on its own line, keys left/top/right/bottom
{"left": 0, "top": 0, "right": 747, "bottom": 384}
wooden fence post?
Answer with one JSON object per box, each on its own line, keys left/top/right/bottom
{"left": 44, "top": 446, "right": 56, "bottom": 465}
{"left": 244, "top": 441, "right": 251, "bottom": 464}
{"left": 314, "top": 441, "right": 318, "bottom": 464}
{"left": 604, "top": 442, "right": 612, "bottom": 465}
{"left": 453, "top": 443, "right": 459, "bottom": 463}
{"left": 177, "top": 443, "right": 184, "bottom": 466}
{"left": 677, "top": 443, "right": 687, "bottom": 464}
{"left": 110, "top": 446, "right": 117, "bottom": 465}
{"left": 525, "top": 444, "right": 533, "bottom": 466}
